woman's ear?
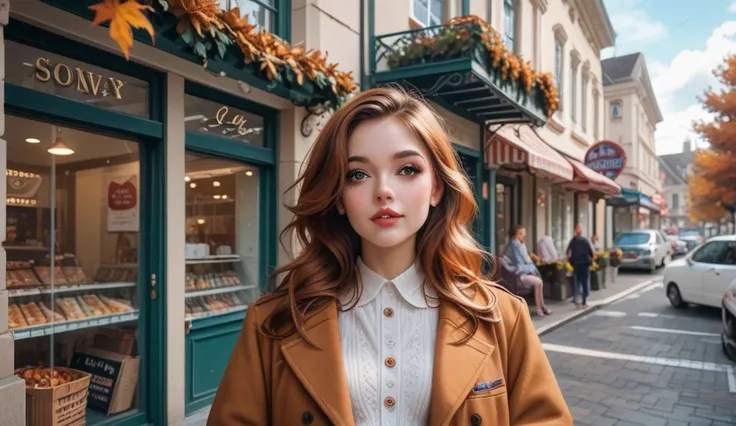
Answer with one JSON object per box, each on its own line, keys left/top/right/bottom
{"left": 337, "top": 200, "right": 346, "bottom": 215}
{"left": 430, "top": 178, "right": 445, "bottom": 207}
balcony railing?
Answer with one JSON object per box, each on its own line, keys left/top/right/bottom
{"left": 370, "top": 17, "right": 558, "bottom": 126}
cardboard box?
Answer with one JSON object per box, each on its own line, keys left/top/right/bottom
{"left": 69, "top": 347, "right": 140, "bottom": 416}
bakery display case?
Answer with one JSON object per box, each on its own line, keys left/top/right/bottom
{"left": 183, "top": 152, "right": 261, "bottom": 414}
{"left": 5, "top": 115, "right": 144, "bottom": 424}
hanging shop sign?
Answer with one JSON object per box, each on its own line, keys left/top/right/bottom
{"left": 107, "top": 175, "right": 138, "bottom": 232}
{"left": 584, "top": 141, "right": 627, "bottom": 180}
{"left": 34, "top": 57, "right": 126, "bottom": 99}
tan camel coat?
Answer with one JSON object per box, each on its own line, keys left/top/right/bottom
{"left": 207, "top": 285, "right": 572, "bottom": 426}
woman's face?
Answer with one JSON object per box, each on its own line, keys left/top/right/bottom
{"left": 517, "top": 228, "right": 526, "bottom": 241}
{"left": 339, "top": 117, "right": 443, "bottom": 252}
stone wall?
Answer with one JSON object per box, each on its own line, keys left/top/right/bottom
{"left": 0, "top": 1, "right": 28, "bottom": 425}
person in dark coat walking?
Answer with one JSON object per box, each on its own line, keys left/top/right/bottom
{"left": 566, "top": 225, "right": 594, "bottom": 308}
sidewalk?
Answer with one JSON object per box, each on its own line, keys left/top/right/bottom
{"left": 531, "top": 272, "right": 662, "bottom": 336}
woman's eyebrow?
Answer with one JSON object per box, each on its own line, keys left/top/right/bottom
{"left": 348, "top": 149, "right": 425, "bottom": 163}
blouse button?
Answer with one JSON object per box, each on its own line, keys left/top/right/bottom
{"left": 386, "top": 340, "right": 395, "bottom": 348}
{"left": 301, "top": 411, "right": 314, "bottom": 424}
{"left": 471, "top": 413, "right": 482, "bottom": 425}
{"left": 384, "top": 396, "right": 396, "bottom": 408}
{"left": 387, "top": 380, "right": 394, "bottom": 388}
{"left": 383, "top": 307, "right": 394, "bottom": 318}
{"left": 384, "top": 356, "right": 396, "bottom": 368}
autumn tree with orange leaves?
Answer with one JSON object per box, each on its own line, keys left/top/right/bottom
{"left": 689, "top": 54, "right": 736, "bottom": 224}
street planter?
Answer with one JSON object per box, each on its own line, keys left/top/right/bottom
{"left": 590, "top": 269, "right": 603, "bottom": 291}
{"left": 605, "top": 265, "right": 618, "bottom": 286}
{"left": 537, "top": 262, "right": 569, "bottom": 301}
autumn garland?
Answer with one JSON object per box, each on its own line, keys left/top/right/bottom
{"left": 90, "top": 0, "right": 358, "bottom": 113}
{"left": 385, "top": 15, "right": 559, "bottom": 119}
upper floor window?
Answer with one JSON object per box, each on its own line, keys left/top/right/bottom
{"left": 593, "top": 90, "right": 600, "bottom": 139}
{"left": 611, "top": 100, "right": 622, "bottom": 120}
{"left": 554, "top": 39, "right": 564, "bottom": 116}
{"left": 570, "top": 65, "right": 578, "bottom": 122}
{"left": 581, "top": 76, "right": 589, "bottom": 132}
{"left": 413, "top": 0, "right": 443, "bottom": 27}
{"left": 219, "top": 0, "right": 279, "bottom": 33}
{"left": 503, "top": 0, "right": 515, "bottom": 52}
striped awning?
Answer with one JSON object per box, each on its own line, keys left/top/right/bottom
{"left": 486, "top": 127, "right": 574, "bottom": 182}
{"left": 566, "top": 157, "right": 621, "bottom": 196}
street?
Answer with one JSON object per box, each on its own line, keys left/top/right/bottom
{"left": 542, "top": 269, "right": 736, "bottom": 426}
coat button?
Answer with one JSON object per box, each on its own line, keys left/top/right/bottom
{"left": 384, "top": 396, "right": 396, "bottom": 407}
{"left": 471, "top": 413, "right": 482, "bottom": 425}
{"left": 301, "top": 411, "right": 313, "bottom": 424}
{"left": 384, "top": 356, "right": 396, "bottom": 368}
{"left": 383, "top": 307, "right": 394, "bottom": 317}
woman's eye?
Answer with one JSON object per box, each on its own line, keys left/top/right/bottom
{"left": 347, "top": 170, "right": 368, "bottom": 181}
{"left": 398, "top": 165, "right": 421, "bottom": 176}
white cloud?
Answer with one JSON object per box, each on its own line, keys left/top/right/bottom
{"left": 729, "top": 1, "right": 736, "bottom": 13}
{"left": 609, "top": 9, "right": 668, "bottom": 47}
{"left": 653, "top": 22, "right": 736, "bottom": 155}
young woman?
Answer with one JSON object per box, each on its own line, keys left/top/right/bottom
{"left": 207, "top": 87, "right": 571, "bottom": 426}
{"left": 505, "top": 225, "right": 553, "bottom": 317}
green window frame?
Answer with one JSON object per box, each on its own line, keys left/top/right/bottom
{"left": 217, "top": 0, "right": 291, "bottom": 41}
{"left": 183, "top": 81, "right": 279, "bottom": 294}
{"left": 5, "top": 19, "right": 169, "bottom": 426}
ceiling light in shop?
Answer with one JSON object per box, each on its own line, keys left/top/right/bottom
{"left": 245, "top": 171, "right": 253, "bottom": 177}
{"left": 190, "top": 183, "right": 197, "bottom": 189}
{"left": 213, "top": 195, "right": 222, "bottom": 199}
{"left": 185, "top": 176, "right": 191, "bottom": 182}
{"left": 221, "top": 195, "right": 228, "bottom": 199}
{"left": 25, "top": 138, "right": 40, "bottom": 144}
{"left": 47, "top": 136, "right": 74, "bottom": 156}
{"left": 213, "top": 181, "right": 221, "bottom": 187}
{"left": 197, "top": 219, "right": 205, "bottom": 225}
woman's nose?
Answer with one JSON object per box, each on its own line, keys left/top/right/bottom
{"left": 375, "top": 181, "right": 395, "bottom": 202}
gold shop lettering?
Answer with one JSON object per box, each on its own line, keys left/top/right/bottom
{"left": 34, "top": 57, "right": 126, "bottom": 99}
{"left": 215, "top": 106, "right": 255, "bottom": 136}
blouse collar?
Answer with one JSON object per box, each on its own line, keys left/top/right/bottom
{"left": 339, "top": 257, "right": 438, "bottom": 309}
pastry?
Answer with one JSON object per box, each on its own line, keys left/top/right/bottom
{"left": 55, "top": 298, "right": 86, "bottom": 320}
{"left": 38, "top": 301, "right": 66, "bottom": 322}
{"left": 8, "top": 304, "right": 28, "bottom": 329}
{"left": 81, "top": 294, "right": 112, "bottom": 315}
{"left": 20, "top": 302, "right": 47, "bottom": 326}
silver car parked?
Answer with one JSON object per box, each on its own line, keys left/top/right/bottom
{"left": 614, "top": 229, "right": 673, "bottom": 273}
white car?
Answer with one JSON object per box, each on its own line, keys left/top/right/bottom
{"left": 722, "top": 278, "right": 736, "bottom": 362}
{"left": 664, "top": 235, "right": 736, "bottom": 309}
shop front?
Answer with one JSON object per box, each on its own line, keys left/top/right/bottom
{"left": 2, "top": 0, "right": 358, "bottom": 424}
{"left": 606, "top": 188, "right": 662, "bottom": 238}
{"left": 486, "top": 126, "right": 574, "bottom": 255}
{"left": 369, "top": 16, "right": 558, "bottom": 253}
{"left": 3, "top": 21, "right": 167, "bottom": 425}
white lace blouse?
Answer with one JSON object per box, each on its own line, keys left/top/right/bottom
{"left": 337, "top": 258, "right": 440, "bottom": 426}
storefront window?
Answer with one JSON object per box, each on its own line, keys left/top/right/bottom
{"left": 6, "top": 115, "right": 142, "bottom": 424}
{"left": 5, "top": 41, "right": 150, "bottom": 118}
{"left": 496, "top": 183, "right": 513, "bottom": 255}
{"left": 184, "top": 153, "right": 261, "bottom": 321}
{"left": 184, "top": 94, "right": 265, "bottom": 147}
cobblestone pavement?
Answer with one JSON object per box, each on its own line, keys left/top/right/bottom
{"left": 542, "top": 271, "right": 736, "bottom": 426}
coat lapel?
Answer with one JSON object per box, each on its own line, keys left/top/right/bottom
{"left": 280, "top": 301, "right": 355, "bottom": 426}
{"left": 429, "top": 300, "right": 497, "bottom": 426}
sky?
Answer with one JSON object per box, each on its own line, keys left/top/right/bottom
{"left": 600, "top": 0, "right": 736, "bottom": 155}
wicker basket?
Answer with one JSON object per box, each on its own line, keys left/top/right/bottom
{"left": 24, "top": 368, "right": 91, "bottom": 426}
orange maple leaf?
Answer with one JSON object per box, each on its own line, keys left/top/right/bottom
{"left": 89, "top": 0, "right": 155, "bottom": 60}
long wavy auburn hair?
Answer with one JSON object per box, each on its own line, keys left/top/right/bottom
{"left": 259, "top": 86, "right": 501, "bottom": 342}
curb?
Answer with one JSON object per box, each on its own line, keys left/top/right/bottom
{"left": 535, "top": 278, "right": 662, "bottom": 336}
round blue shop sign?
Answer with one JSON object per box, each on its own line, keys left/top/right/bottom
{"left": 584, "top": 141, "right": 627, "bottom": 179}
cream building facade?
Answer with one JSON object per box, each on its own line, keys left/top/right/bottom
{"left": 0, "top": 1, "right": 619, "bottom": 425}
{"left": 601, "top": 53, "right": 664, "bottom": 237}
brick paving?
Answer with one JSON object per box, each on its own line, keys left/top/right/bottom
{"left": 531, "top": 269, "right": 662, "bottom": 334}
{"left": 541, "top": 276, "right": 736, "bottom": 426}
